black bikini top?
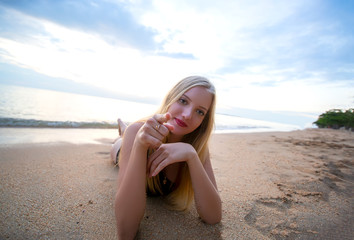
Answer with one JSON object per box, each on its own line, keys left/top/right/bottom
{"left": 146, "top": 171, "right": 175, "bottom": 197}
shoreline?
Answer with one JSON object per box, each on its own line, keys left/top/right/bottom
{"left": 0, "top": 129, "right": 353, "bottom": 239}
{"left": 0, "top": 126, "right": 306, "bottom": 146}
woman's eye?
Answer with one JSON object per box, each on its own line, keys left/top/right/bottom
{"left": 179, "top": 98, "right": 187, "bottom": 105}
{"left": 197, "top": 110, "right": 205, "bottom": 116}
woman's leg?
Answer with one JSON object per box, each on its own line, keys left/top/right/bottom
{"left": 110, "top": 119, "right": 128, "bottom": 165}
{"left": 118, "top": 118, "right": 127, "bottom": 136}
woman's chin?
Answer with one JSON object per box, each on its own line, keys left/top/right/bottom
{"left": 169, "top": 129, "right": 180, "bottom": 135}
{"left": 168, "top": 129, "right": 185, "bottom": 140}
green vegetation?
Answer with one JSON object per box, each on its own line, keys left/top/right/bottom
{"left": 313, "top": 109, "right": 354, "bottom": 130}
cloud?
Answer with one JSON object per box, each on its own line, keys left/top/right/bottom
{"left": 0, "top": 7, "right": 205, "bottom": 100}
{"left": 0, "top": 0, "right": 157, "bottom": 50}
{"left": 125, "top": 0, "right": 354, "bottom": 86}
{"left": 0, "top": 0, "right": 353, "bottom": 115}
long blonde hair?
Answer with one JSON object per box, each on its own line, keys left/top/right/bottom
{"left": 146, "top": 76, "right": 216, "bottom": 211}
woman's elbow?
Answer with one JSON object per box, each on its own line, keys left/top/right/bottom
{"left": 114, "top": 204, "right": 137, "bottom": 240}
{"left": 203, "top": 212, "right": 222, "bottom": 225}
{"left": 114, "top": 195, "right": 129, "bottom": 238}
{"left": 114, "top": 193, "right": 143, "bottom": 240}
{"left": 200, "top": 206, "right": 222, "bottom": 225}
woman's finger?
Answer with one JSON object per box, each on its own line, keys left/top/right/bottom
{"left": 146, "top": 118, "right": 165, "bottom": 139}
{"left": 163, "top": 122, "right": 174, "bottom": 132}
{"left": 150, "top": 115, "right": 171, "bottom": 138}
{"left": 140, "top": 112, "right": 172, "bottom": 150}
{"left": 139, "top": 129, "right": 161, "bottom": 149}
{"left": 158, "top": 124, "right": 170, "bottom": 137}
{"left": 146, "top": 149, "right": 158, "bottom": 175}
{"left": 147, "top": 147, "right": 163, "bottom": 175}
{"left": 151, "top": 157, "right": 168, "bottom": 177}
{"left": 154, "top": 112, "right": 171, "bottom": 124}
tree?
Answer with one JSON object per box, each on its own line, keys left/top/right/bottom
{"left": 313, "top": 108, "right": 354, "bottom": 130}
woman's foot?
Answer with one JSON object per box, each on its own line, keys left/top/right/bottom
{"left": 111, "top": 118, "right": 127, "bottom": 165}
{"left": 111, "top": 138, "right": 122, "bottom": 165}
{"left": 118, "top": 118, "right": 127, "bottom": 136}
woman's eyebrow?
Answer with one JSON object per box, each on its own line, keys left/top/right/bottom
{"left": 182, "top": 94, "right": 208, "bottom": 111}
{"left": 199, "top": 105, "right": 208, "bottom": 111}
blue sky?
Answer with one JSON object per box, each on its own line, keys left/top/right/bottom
{"left": 0, "top": 0, "right": 353, "bottom": 125}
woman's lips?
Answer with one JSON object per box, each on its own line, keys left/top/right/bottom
{"left": 175, "top": 118, "right": 187, "bottom": 127}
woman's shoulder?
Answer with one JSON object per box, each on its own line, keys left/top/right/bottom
{"left": 129, "top": 121, "right": 144, "bottom": 128}
{"left": 124, "top": 121, "right": 144, "bottom": 136}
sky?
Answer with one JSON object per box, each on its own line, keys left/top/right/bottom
{"left": 0, "top": 0, "right": 353, "bottom": 125}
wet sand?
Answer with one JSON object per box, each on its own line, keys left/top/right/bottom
{"left": 0, "top": 129, "right": 353, "bottom": 239}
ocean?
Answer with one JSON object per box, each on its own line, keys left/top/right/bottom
{"left": 0, "top": 84, "right": 301, "bottom": 144}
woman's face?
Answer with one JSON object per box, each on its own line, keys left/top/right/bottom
{"left": 167, "top": 86, "right": 213, "bottom": 139}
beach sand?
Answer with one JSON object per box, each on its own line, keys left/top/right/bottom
{"left": 0, "top": 129, "right": 353, "bottom": 239}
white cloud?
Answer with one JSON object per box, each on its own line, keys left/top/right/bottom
{"left": 0, "top": 9, "right": 204, "bottom": 99}
{"left": 216, "top": 74, "right": 353, "bottom": 112}
{"left": 0, "top": 1, "right": 353, "bottom": 115}
{"left": 129, "top": 0, "right": 311, "bottom": 63}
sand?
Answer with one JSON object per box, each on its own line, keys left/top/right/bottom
{"left": 0, "top": 128, "right": 353, "bottom": 239}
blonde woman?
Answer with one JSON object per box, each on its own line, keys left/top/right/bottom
{"left": 114, "top": 76, "right": 222, "bottom": 239}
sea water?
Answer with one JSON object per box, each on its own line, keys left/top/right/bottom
{"left": 0, "top": 84, "right": 300, "bottom": 144}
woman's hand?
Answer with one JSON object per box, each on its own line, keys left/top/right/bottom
{"left": 135, "top": 113, "right": 174, "bottom": 150}
{"left": 147, "top": 142, "right": 197, "bottom": 177}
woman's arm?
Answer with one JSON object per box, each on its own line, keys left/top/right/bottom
{"left": 114, "top": 114, "right": 173, "bottom": 239}
{"left": 147, "top": 144, "right": 222, "bottom": 224}
{"left": 114, "top": 122, "right": 147, "bottom": 240}
{"left": 187, "top": 149, "right": 222, "bottom": 224}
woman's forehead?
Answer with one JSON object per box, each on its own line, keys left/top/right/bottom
{"left": 183, "top": 86, "right": 213, "bottom": 110}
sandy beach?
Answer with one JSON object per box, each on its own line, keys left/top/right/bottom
{"left": 0, "top": 128, "right": 353, "bottom": 239}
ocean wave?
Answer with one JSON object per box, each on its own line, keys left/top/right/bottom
{"left": 0, "top": 117, "right": 295, "bottom": 133}
{"left": 0, "top": 117, "right": 272, "bottom": 131}
{"left": 0, "top": 118, "right": 117, "bottom": 129}
{"left": 215, "top": 124, "right": 270, "bottom": 130}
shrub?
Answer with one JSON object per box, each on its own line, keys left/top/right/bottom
{"left": 313, "top": 108, "right": 354, "bottom": 129}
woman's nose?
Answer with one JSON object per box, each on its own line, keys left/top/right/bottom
{"left": 182, "top": 107, "right": 193, "bottom": 119}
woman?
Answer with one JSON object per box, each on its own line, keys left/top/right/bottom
{"left": 114, "top": 76, "right": 222, "bottom": 239}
